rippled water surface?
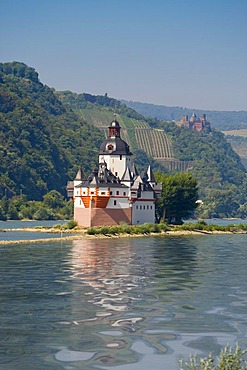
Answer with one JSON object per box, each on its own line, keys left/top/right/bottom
{"left": 0, "top": 234, "right": 246, "bottom": 369}
{"left": 0, "top": 220, "right": 68, "bottom": 241}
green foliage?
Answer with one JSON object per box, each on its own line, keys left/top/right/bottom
{"left": 86, "top": 221, "right": 247, "bottom": 235}
{"left": 63, "top": 220, "right": 78, "bottom": 229}
{"left": 155, "top": 172, "right": 199, "bottom": 224}
{"left": 156, "top": 124, "right": 247, "bottom": 219}
{"left": 173, "top": 221, "right": 247, "bottom": 232}
{"left": 0, "top": 62, "right": 103, "bottom": 200}
{"left": 86, "top": 222, "right": 170, "bottom": 236}
{"left": 56, "top": 91, "right": 144, "bottom": 120}
{"left": 43, "top": 190, "right": 64, "bottom": 208}
{"left": 179, "top": 344, "right": 247, "bottom": 370}
{"left": 0, "top": 192, "right": 73, "bottom": 220}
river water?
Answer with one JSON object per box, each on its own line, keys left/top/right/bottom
{"left": 0, "top": 231, "right": 246, "bottom": 369}
{"left": 0, "top": 220, "right": 68, "bottom": 242}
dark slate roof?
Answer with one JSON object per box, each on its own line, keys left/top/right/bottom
{"left": 74, "top": 164, "right": 128, "bottom": 189}
{"left": 75, "top": 182, "right": 128, "bottom": 189}
{"left": 99, "top": 137, "right": 132, "bottom": 156}
{"left": 121, "top": 167, "right": 133, "bottom": 182}
{"left": 109, "top": 119, "right": 120, "bottom": 128}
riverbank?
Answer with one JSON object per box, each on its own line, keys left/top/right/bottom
{"left": 0, "top": 224, "right": 246, "bottom": 245}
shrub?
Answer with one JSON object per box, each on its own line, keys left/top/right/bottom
{"left": 64, "top": 220, "right": 78, "bottom": 229}
{"left": 179, "top": 344, "right": 247, "bottom": 370}
{"left": 118, "top": 222, "right": 132, "bottom": 234}
{"left": 87, "top": 227, "right": 97, "bottom": 235}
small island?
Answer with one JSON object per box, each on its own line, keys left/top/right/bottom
{"left": 0, "top": 220, "right": 246, "bottom": 245}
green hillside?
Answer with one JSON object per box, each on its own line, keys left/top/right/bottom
{"left": 0, "top": 62, "right": 246, "bottom": 218}
{"left": 56, "top": 91, "right": 190, "bottom": 171}
{"left": 0, "top": 62, "right": 103, "bottom": 200}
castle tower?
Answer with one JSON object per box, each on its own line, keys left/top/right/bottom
{"left": 98, "top": 118, "right": 133, "bottom": 179}
{"left": 67, "top": 117, "right": 162, "bottom": 227}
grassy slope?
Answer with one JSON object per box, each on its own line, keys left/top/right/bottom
{"left": 73, "top": 106, "right": 175, "bottom": 161}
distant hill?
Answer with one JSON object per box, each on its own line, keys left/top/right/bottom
{"left": 0, "top": 62, "right": 246, "bottom": 218}
{"left": 122, "top": 100, "right": 247, "bottom": 131}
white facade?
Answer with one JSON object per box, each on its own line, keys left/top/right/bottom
{"left": 100, "top": 154, "right": 133, "bottom": 180}
{"left": 68, "top": 118, "right": 162, "bottom": 227}
{"left": 132, "top": 200, "right": 156, "bottom": 225}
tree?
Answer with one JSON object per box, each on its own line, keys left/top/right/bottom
{"left": 43, "top": 190, "right": 64, "bottom": 209}
{"left": 155, "top": 172, "right": 199, "bottom": 224}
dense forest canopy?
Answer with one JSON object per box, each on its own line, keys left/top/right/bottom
{"left": 0, "top": 62, "right": 246, "bottom": 218}
{"left": 0, "top": 62, "right": 103, "bottom": 200}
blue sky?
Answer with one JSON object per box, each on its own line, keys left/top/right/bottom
{"left": 1, "top": 0, "right": 247, "bottom": 111}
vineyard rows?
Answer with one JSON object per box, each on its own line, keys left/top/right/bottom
{"left": 135, "top": 129, "right": 173, "bottom": 159}
{"left": 156, "top": 159, "right": 194, "bottom": 172}
{"left": 81, "top": 110, "right": 175, "bottom": 160}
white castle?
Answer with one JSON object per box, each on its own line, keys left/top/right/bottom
{"left": 67, "top": 118, "right": 162, "bottom": 227}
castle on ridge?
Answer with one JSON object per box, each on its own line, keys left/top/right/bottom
{"left": 176, "top": 113, "right": 211, "bottom": 132}
{"left": 67, "top": 118, "right": 162, "bottom": 227}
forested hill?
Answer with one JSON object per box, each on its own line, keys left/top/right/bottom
{"left": 0, "top": 62, "right": 103, "bottom": 200}
{"left": 0, "top": 62, "right": 246, "bottom": 218}
{"left": 122, "top": 100, "right": 247, "bottom": 131}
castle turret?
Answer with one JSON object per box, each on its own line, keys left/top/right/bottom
{"left": 99, "top": 118, "right": 133, "bottom": 179}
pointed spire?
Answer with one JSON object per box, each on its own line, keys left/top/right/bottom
{"left": 131, "top": 175, "right": 143, "bottom": 189}
{"left": 121, "top": 167, "right": 133, "bottom": 182}
{"left": 147, "top": 165, "right": 155, "bottom": 183}
{"left": 75, "top": 166, "right": 85, "bottom": 181}
{"left": 131, "top": 163, "right": 139, "bottom": 179}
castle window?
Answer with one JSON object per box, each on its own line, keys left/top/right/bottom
{"left": 110, "top": 191, "right": 112, "bottom": 195}
{"left": 114, "top": 200, "right": 117, "bottom": 206}
{"left": 90, "top": 191, "right": 94, "bottom": 195}
{"left": 120, "top": 155, "right": 122, "bottom": 160}
{"left": 107, "top": 144, "right": 114, "bottom": 151}
{"left": 147, "top": 205, "right": 149, "bottom": 210}
{"left": 143, "top": 206, "right": 145, "bottom": 210}
{"left": 116, "top": 191, "right": 119, "bottom": 195}
{"left": 115, "top": 172, "right": 118, "bottom": 176}
{"left": 140, "top": 205, "right": 142, "bottom": 210}
{"left": 136, "top": 205, "right": 138, "bottom": 209}
{"left": 123, "top": 192, "right": 126, "bottom": 196}
{"left": 150, "top": 206, "right": 152, "bottom": 210}
{"left": 101, "top": 191, "right": 105, "bottom": 195}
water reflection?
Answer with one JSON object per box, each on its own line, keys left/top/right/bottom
{"left": 0, "top": 235, "right": 246, "bottom": 369}
{"left": 66, "top": 238, "right": 200, "bottom": 368}
{"left": 70, "top": 238, "right": 152, "bottom": 312}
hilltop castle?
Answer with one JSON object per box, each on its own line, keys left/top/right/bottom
{"left": 176, "top": 113, "right": 211, "bottom": 132}
{"left": 67, "top": 118, "right": 162, "bottom": 227}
